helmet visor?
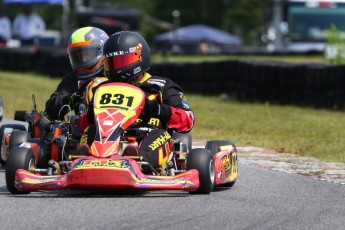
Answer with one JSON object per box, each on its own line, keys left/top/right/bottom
{"left": 104, "top": 52, "right": 142, "bottom": 72}
{"left": 68, "top": 46, "right": 101, "bottom": 69}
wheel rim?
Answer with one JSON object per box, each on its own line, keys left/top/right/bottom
{"left": 28, "top": 158, "right": 36, "bottom": 172}
{"left": 209, "top": 158, "right": 215, "bottom": 184}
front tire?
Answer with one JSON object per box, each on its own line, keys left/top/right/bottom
{"left": 186, "top": 148, "right": 214, "bottom": 194}
{"left": 0, "top": 124, "right": 27, "bottom": 166}
{"left": 9, "top": 130, "right": 30, "bottom": 150}
{"left": 6, "top": 147, "right": 35, "bottom": 194}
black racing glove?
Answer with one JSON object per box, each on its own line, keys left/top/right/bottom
{"left": 141, "top": 97, "right": 172, "bottom": 125}
{"left": 138, "top": 83, "right": 161, "bottom": 95}
{"left": 142, "top": 97, "right": 160, "bottom": 118}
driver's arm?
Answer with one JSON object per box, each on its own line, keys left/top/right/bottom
{"left": 45, "top": 73, "right": 78, "bottom": 120}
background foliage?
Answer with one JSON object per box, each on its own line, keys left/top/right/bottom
{"left": 0, "top": 0, "right": 272, "bottom": 45}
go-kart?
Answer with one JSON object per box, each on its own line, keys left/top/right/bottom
{"left": 6, "top": 82, "right": 238, "bottom": 194}
{"left": 0, "top": 78, "right": 93, "bottom": 166}
{"left": 0, "top": 94, "right": 83, "bottom": 166}
{"left": 0, "top": 95, "right": 41, "bottom": 166}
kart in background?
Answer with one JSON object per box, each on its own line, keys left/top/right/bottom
{"left": 0, "top": 81, "right": 89, "bottom": 166}
{"left": 0, "top": 95, "right": 41, "bottom": 166}
{"left": 6, "top": 82, "right": 238, "bottom": 195}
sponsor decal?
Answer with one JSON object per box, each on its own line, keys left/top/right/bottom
{"left": 140, "top": 177, "right": 186, "bottom": 184}
{"left": 133, "top": 66, "right": 141, "bottom": 75}
{"left": 149, "top": 131, "right": 172, "bottom": 150}
{"left": 22, "top": 177, "right": 61, "bottom": 184}
{"left": 147, "top": 79, "right": 166, "bottom": 87}
{"left": 103, "top": 120, "right": 114, "bottom": 126}
{"left": 104, "top": 44, "right": 142, "bottom": 57}
{"left": 75, "top": 159, "right": 131, "bottom": 169}
{"left": 220, "top": 154, "right": 231, "bottom": 172}
{"left": 179, "top": 92, "right": 190, "bottom": 109}
{"left": 148, "top": 118, "right": 161, "bottom": 126}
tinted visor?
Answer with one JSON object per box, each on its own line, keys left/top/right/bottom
{"left": 104, "top": 52, "right": 142, "bottom": 72}
{"left": 68, "top": 46, "right": 100, "bottom": 69}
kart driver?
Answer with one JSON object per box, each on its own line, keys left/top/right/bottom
{"left": 45, "top": 26, "right": 109, "bottom": 120}
{"left": 78, "top": 31, "right": 195, "bottom": 170}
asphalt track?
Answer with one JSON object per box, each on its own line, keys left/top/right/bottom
{"left": 1, "top": 118, "right": 345, "bottom": 229}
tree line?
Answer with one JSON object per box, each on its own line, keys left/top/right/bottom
{"left": 0, "top": 0, "right": 273, "bottom": 45}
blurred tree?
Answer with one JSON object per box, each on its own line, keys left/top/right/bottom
{"left": 223, "top": 0, "right": 269, "bottom": 44}
{"left": 0, "top": 0, "right": 271, "bottom": 45}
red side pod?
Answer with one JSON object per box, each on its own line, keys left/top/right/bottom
{"left": 213, "top": 148, "right": 237, "bottom": 185}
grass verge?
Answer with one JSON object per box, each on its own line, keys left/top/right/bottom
{"left": 1, "top": 70, "right": 344, "bottom": 162}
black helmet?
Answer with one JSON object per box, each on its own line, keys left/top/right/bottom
{"left": 103, "top": 31, "right": 150, "bottom": 82}
{"left": 67, "top": 27, "right": 109, "bottom": 80}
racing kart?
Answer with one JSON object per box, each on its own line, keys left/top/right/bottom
{"left": 0, "top": 95, "right": 41, "bottom": 166}
{"left": 0, "top": 82, "right": 89, "bottom": 166}
{"left": 6, "top": 82, "right": 238, "bottom": 195}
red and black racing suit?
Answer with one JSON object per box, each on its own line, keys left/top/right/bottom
{"left": 130, "top": 73, "right": 194, "bottom": 168}
{"left": 80, "top": 73, "right": 195, "bottom": 168}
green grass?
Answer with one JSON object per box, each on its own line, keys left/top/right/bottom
{"left": 188, "top": 95, "right": 345, "bottom": 162}
{"left": 1, "top": 70, "right": 344, "bottom": 162}
{"left": 0, "top": 71, "right": 60, "bottom": 114}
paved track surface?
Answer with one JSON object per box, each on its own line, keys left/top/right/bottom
{"left": 1, "top": 119, "right": 345, "bottom": 229}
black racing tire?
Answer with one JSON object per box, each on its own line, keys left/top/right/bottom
{"left": 0, "top": 124, "right": 27, "bottom": 166}
{"left": 172, "top": 132, "right": 192, "bottom": 152}
{"left": 186, "top": 148, "right": 214, "bottom": 194}
{"left": 205, "top": 140, "right": 236, "bottom": 155}
{"left": 205, "top": 140, "right": 237, "bottom": 188}
{"left": 9, "top": 130, "right": 30, "bottom": 150}
{"left": 6, "top": 147, "right": 35, "bottom": 194}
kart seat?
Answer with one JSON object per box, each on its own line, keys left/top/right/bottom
{"left": 122, "top": 145, "right": 139, "bottom": 157}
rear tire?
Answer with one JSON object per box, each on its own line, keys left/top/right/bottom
{"left": 205, "top": 140, "right": 236, "bottom": 154}
{"left": 206, "top": 140, "right": 237, "bottom": 188}
{"left": 186, "top": 148, "right": 214, "bottom": 194}
{"left": 0, "top": 124, "right": 27, "bottom": 166}
{"left": 6, "top": 147, "right": 35, "bottom": 194}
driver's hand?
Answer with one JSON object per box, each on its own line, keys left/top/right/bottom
{"left": 138, "top": 83, "right": 161, "bottom": 95}
{"left": 142, "top": 97, "right": 160, "bottom": 118}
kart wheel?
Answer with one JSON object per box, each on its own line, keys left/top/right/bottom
{"left": 206, "top": 140, "right": 237, "bottom": 187}
{"left": 205, "top": 140, "right": 236, "bottom": 155}
{"left": 6, "top": 147, "right": 35, "bottom": 194}
{"left": 186, "top": 148, "right": 214, "bottom": 194}
{"left": 0, "top": 124, "right": 27, "bottom": 166}
{"left": 9, "top": 130, "right": 30, "bottom": 150}
{"left": 172, "top": 132, "right": 192, "bottom": 152}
